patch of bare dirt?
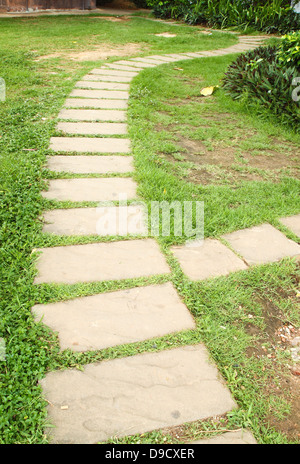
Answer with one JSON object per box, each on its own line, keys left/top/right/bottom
{"left": 89, "top": 15, "right": 131, "bottom": 22}
{"left": 34, "top": 42, "right": 143, "bottom": 61}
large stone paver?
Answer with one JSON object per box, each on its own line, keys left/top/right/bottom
{"left": 75, "top": 81, "right": 130, "bottom": 91}
{"left": 70, "top": 89, "right": 129, "bottom": 100}
{"left": 42, "top": 205, "right": 147, "bottom": 236}
{"left": 58, "top": 109, "right": 126, "bottom": 122}
{"left": 90, "top": 68, "right": 139, "bottom": 77}
{"left": 46, "top": 155, "right": 133, "bottom": 174}
{"left": 222, "top": 223, "right": 300, "bottom": 265}
{"left": 40, "top": 345, "right": 236, "bottom": 444}
{"left": 64, "top": 98, "right": 128, "bottom": 109}
{"left": 191, "top": 430, "right": 257, "bottom": 445}
{"left": 82, "top": 74, "right": 133, "bottom": 83}
{"left": 33, "top": 283, "right": 195, "bottom": 351}
{"left": 56, "top": 122, "right": 127, "bottom": 135}
{"left": 41, "top": 178, "right": 137, "bottom": 202}
{"left": 34, "top": 239, "right": 170, "bottom": 284}
{"left": 50, "top": 137, "right": 130, "bottom": 153}
{"left": 279, "top": 214, "right": 300, "bottom": 238}
{"left": 171, "top": 239, "right": 248, "bottom": 281}
{"left": 104, "top": 63, "right": 145, "bottom": 72}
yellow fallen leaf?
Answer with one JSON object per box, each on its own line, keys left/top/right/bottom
{"left": 200, "top": 85, "right": 219, "bottom": 96}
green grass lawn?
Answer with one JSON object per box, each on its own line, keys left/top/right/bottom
{"left": 0, "top": 14, "right": 299, "bottom": 444}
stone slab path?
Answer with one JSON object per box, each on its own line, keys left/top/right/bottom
{"left": 34, "top": 35, "right": 299, "bottom": 444}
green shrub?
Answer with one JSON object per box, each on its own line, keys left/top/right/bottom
{"left": 278, "top": 31, "right": 300, "bottom": 68}
{"left": 222, "top": 46, "right": 300, "bottom": 131}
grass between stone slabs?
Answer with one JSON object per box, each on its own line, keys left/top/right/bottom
{"left": 0, "top": 15, "right": 299, "bottom": 444}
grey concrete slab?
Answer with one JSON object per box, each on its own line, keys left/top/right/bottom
{"left": 40, "top": 345, "right": 236, "bottom": 443}
{"left": 222, "top": 224, "right": 300, "bottom": 265}
{"left": 191, "top": 430, "right": 257, "bottom": 445}
{"left": 50, "top": 137, "right": 130, "bottom": 153}
{"left": 90, "top": 68, "right": 139, "bottom": 77}
{"left": 104, "top": 63, "right": 144, "bottom": 72}
{"left": 70, "top": 89, "right": 129, "bottom": 100}
{"left": 34, "top": 239, "right": 170, "bottom": 284}
{"left": 279, "top": 214, "right": 300, "bottom": 238}
{"left": 46, "top": 155, "right": 133, "bottom": 174}
{"left": 33, "top": 283, "right": 195, "bottom": 351}
{"left": 82, "top": 75, "right": 133, "bottom": 83}
{"left": 126, "top": 59, "right": 157, "bottom": 68}
{"left": 147, "top": 55, "right": 176, "bottom": 62}
{"left": 130, "top": 57, "right": 170, "bottom": 65}
{"left": 64, "top": 98, "right": 128, "bottom": 109}
{"left": 42, "top": 204, "right": 147, "bottom": 236}
{"left": 41, "top": 178, "right": 137, "bottom": 202}
{"left": 171, "top": 239, "right": 248, "bottom": 281}
{"left": 75, "top": 81, "right": 130, "bottom": 91}
{"left": 58, "top": 109, "right": 126, "bottom": 122}
{"left": 56, "top": 122, "right": 127, "bottom": 136}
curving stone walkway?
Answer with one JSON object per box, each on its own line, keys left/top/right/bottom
{"left": 33, "top": 35, "right": 299, "bottom": 444}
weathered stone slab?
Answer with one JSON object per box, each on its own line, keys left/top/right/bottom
{"left": 75, "top": 81, "right": 130, "bottom": 91}
{"left": 191, "top": 430, "right": 257, "bottom": 445}
{"left": 58, "top": 109, "right": 126, "bottom": 122}
{"left": 82, "top": 74, "right": 133, "bottom": 83}
{"left": 70, "top": 89, "right": 129, "bottom": 100}
{"left": 104, "top": 63, "right": 144, "bottom": 72}
{"left": 64, "top": 98, "right": 128, "bottom": 109}
{"left": 50, "top": 137, "right": 130, "bottom": 154}
{"left": 126, "top": 59, "right": 157, "bottom": 68}
{"left": 90, "top": 68, "right": 139, "bottom": 77}
{"left": 46, "top": 155, "right": 133, "bottom": 174}
{"left": 34, "top": 239, "right": 170, "bottom": 284}
{"left": 171, "top": 239, "right": 248, "bottom": 281}
{"left": 40, "top": 344, "right": 236, "bottom": 443}
{"left": 164, "top": 54, "right": 191, "bottom": 60}
{"left": 33, "top": 283, "right": 195, "bottom": 351}
{"left": 279, "top": 214, "right": 300, "bottom": 238}
{"left": 222, "top": 224, "right": 300, "bottom": 265}
{"left": 148, "top": 55, "right": 176, "bottom": 62}
{"left": 56, "top": 122, "right": 127, "bottom": 135}
{"left": 42, "top": 205, "right": 147, "bottom": 236}
{"left": 41, "top": 178, "right": 137, "bottom": 202}
{"left": 130, "top": 57, "right": 169, "bottom": 65}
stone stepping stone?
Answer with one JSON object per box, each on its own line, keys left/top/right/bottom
{"left": 147, "top": 55, "right": 176, "bottom": 62}
{"left": 56, "top": 122, "right": 127, "bottom": 136}
{"left": 171, "top": 239, "right": 248, "bottom": 281}
{"left": 41, "top": 178, "right": 138, "bottom": 202}
{"left": 183, "top": 52, "right": 206, "bottom": 58}
{"left": 46, "top": 155, "right": 133, "bottom": 174}
{"left": 58, "top": 109, "right": 126, "bottom": 122}
{"left": 104, "top": 63, "right": 145, "bottom": 72}
{"left": 50, "top": 137, "right": 130, "bottom": 153}
{"left": 82, "top": 75, "right": 133, "bottom": 83}
{"left": 279, "top": 214, "right": 300, "bottom": 238}
{"left": 39, "top": 344, "right": 236, "bottom": 444}
{"left": 64, "top": 98, "right": 127, "bottom": 109}
{"left": 130, "top": 57, "right": 170, "bottom": 65}
{"left": 34, "top": 239, "right": 170, "bottom": 284}
{"left": 90, "top": 68, "right": 139, "bottom": 77}
{"left": 191, "top": 430, "right": 257, "bottom": 445}
{"left": 42, "top": 205, "right": 147, "bottom": 236}
{"left": 164, "top": 54, "right": 191, "bottom": 60}
{"left": 222, "top": 224, "right": 300, "bottom": 266}
{"left": 33, "top": 283, "right": 195, "bottom": 352}
{"left": 125, "top": 59, "right": 157, "bottom": 68}
{"left": 75, "top": 81, "right": 130, "bottom": 91}
{"left": 70, "top": 89, "right": 129, "bottom": 100}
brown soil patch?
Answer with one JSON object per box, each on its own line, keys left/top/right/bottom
{"left": 89, "top": 15, "right": 131, "bottom": 22}
{"left": 35, "top": 42, "right": 143, "bottom": 61}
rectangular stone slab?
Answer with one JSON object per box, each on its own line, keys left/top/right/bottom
{"left": 222, "top": 224, "right": 300, "bottom": 265}
{"left": 58, "top": 109, "right": 126, "bottom": 122}
{"left": 33, "top": 283, "right": 196, "bottom": 351}
{"left": 56, "top": 122, "right": 127, "bottom": 136}
{"left": 82, "top": 75, "right": 133, "bottom": 83}
{"left": 40, "top": 344, "right": 236, "bottom": 444}
{"left": 279, "top": 214, "right": 300, "bottom": 238}
{"left": 64, "top": 99, "right": 128, "bottom": 109}
{"left": 70, "top": 89, "right": 129, "bottom": 100}
{"left": 42, "top": 205, "right": 147, "bottom": 236}
{"left": 34, "top": 239, "right": 170, "bottom": 284}
{"left": 75, "top": 81, "right": 130, "bottom": 91}
{"left": 90, "top": 68, "right": 139, "bottom": 77}
{"left": 50, "top": 137, "right": 130, "bottom": 153}
{"left": 41, "top": 178, "right": 137, "bottom": 202}
{"left": 171, "top": 239, "right": 248, "bottom": 281}
{"left": 104, "top": 63, "right": 144, "bottom": 72}
{"left": 46, "top": 155, "right": 133, "bottom": 174}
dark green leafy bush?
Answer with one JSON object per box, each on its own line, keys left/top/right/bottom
{"left": 222, "top": 46, "right": 300, "bottom": 131}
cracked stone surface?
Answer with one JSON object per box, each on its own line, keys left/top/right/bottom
{"left": 171, "top": 239, "right": 248, "bottom": 281}
{"left": 33, "top": 283, "right": 196, "bottom": 351}
{"left": 41, "top": 178, "right": 137, "bottom": 202}
{"left": 40, "top": 345, "right": 236, "bottom": 444}
{"left": 222, "top": 224, "right": 300, "bottom": 265}
{"left": 34, "top": 239, "right": 170, "bottom": 284}
{"left": 279, "top": 214, "right": 300, "bottom": 238}
{"left": 50, "top": 137, "right": 130, "bottom": 153}
{"left": 64, "top": 98, "right": 128, "bottom": 109}
{"left": 58, "top": 108, "right": 127, "bottom": 122}
{"left": 191, "top": 430, "right": 257, "bottom": 445}
{"left": 56, "top": 122, "right": 128, "bottom": 135}
{"left": 42, "top": 205, "right": 147, "bottom": 236}
{"left": 46, "top": 155, "right": 133, "bottom": 174}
